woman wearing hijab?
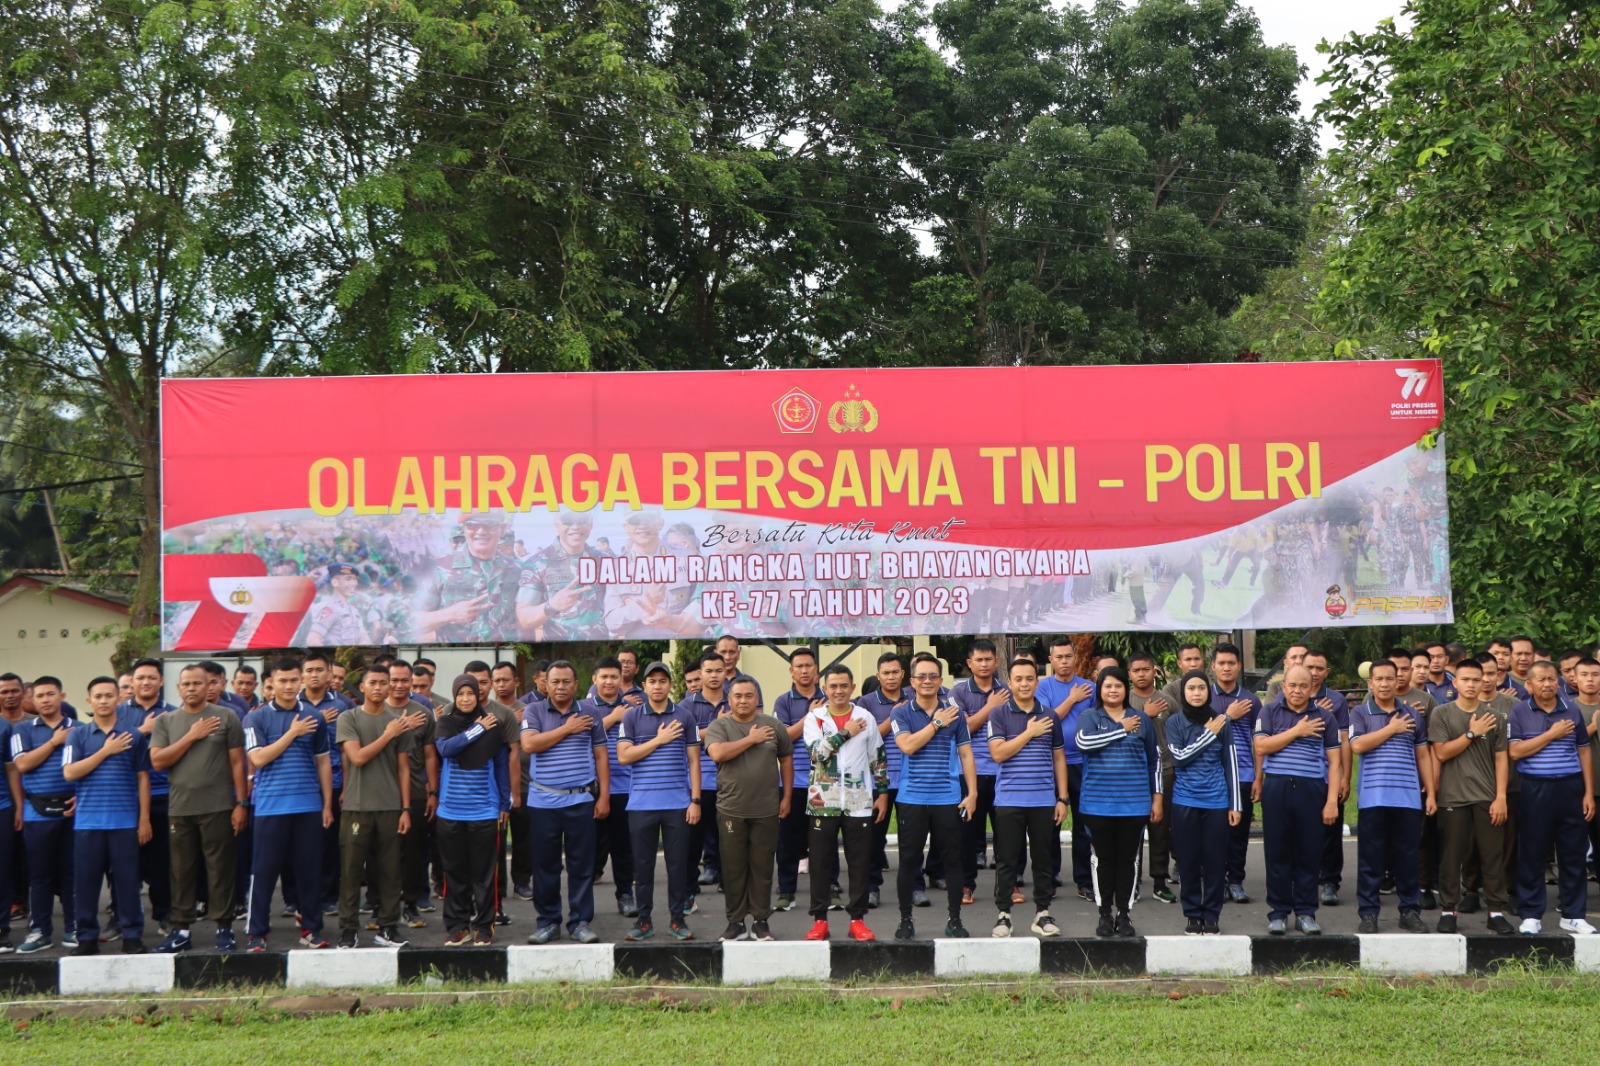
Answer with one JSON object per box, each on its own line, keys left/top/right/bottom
{"left": 1075, "top": 666, "right": 1160, "bottom": 937}
{"left": 433, "top": 675, "right": 510, "bottom": 946}
{"left": 1163, "top": 670, "right": 1242, "bottom": 935}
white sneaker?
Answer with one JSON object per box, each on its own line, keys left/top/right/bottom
{"left": 992, "top": 912, "right": 1012, "bottom": 938}
{"left": 1519, "top": 918, "right": 1542, "bottom": 935}
{"left": 1560, "top": 918, "right": 1598, "bottom": 936}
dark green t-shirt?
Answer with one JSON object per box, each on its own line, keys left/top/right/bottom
{"left": 703, "top": 713, "right": 793, "bottom": 819}
{"left": 336, "top": 707, "right": 414, "bottom": 812}
{"left": 152, "top": 704, "right": 244, "bottom": 816}
{"left": 1429, "top": 701, "right": 1508, "bottom": 807}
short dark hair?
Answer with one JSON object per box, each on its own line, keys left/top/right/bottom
{"left": 87, "top": 675, "right": 118, "bottom": 693}
{"left": 969, "top": 639, "right": 998, "bottom": 657}
{"left": 1559, "top": 649, "right": 1584, "bottom": 664}
{"left": 1384, "top": 647, "right": 1412, "bottom": 662}
{"left": 389, "top": 659, "right": 412, "bottom": 672}
{"left": 234, "top": 665, "right": 258, "bottom": 678}
{"left": 530, "top": 660, "right": 550, "bottom": 674}
{"left": 1410, "top": 648, "right": 1431, "bottom": 662}
{"left": 909, "top": 653, "right": 942, "bottom": 676}
{"left": 876, "top": 652, "right": 903, "bottom": 669}
{"left": 1368, "top": 660, "right": 1398, "bottom": 677}
{"left": 1008, "top": 657, "right": 1038, "bottom": 674}
{"left": 301, "top": 651, "right": 330, "bottom": 668}
{"left": 1213, "top": 643, "right": 1242, "bottom": 662}
{"left": 1509, "top": 635, "right": 1535, "bottom": 649}
{"left": 32, "top": 675, "right": 63, "bottom": 691}
{"left": 131, "top": 657, "right": 163, "bottom": 675}
{"left": 789, "top": 647, "right": 817, "bottom": 665}
{"left": 1048, "top": 636, "right": 1075, "bottom": 652}
{"left": 1177, "top": 642, "right": 1203, "bottom": 656}
{"left": 1475, "top": 652, "right": 1498, "bottom": 667}
{"left": 1529, "top": 660, "right": 1558, "bottom": 676}
{"left": 715, "top": 634, "right": 740, "bottom": 648}
{"left": 823, "top": 663, "right": 853, "bottom": 682}
{"left": 271, "top": 657, "right": 303, "bottom": 676}
{"left": 616, "top": 647, "right": 638, "bottom": 663}
{"left": 699, "top": 649, "right": 726, "bottom": 667}
{"left": 1486, "top": 638, "right": 1511, "bottom": 652}
{"left": 546, "top": 659, "right": 576, "bottom": 678}
{"left": 0, "top": 673, "right": 19, "bottom": 685}
{"left": 415, "top": 657, "right": 438, "bottom": 671}
{"left": 463, "top": 659, "right": 492, "bottom": 674}
{"left": 198, "top": 660, "right": 226, "bottom": 677}
{"left": 1577, "top": 657, "right": 1600, "bottom": 671}
{"left": 1425, "top": 642, "right": 1447, "bottom": 655}
{"left": 1284, "top": 642, "right": 1309, "bottom": 655}
{"left": 1454, "top": 659, "right": 1483, "bottom": 674}
{"left": 492, "top": 660, "right": 518, "bottom": 675}
{"left": 362, "top": 664, "right": 390, "bottom": 680}
{"left": 593, "top": 656, "right": 622, "bottom": 673}
{"left": 729, "top": 677, "right": 759, "bottom": 694}
{"left": 1128, "top": 651, "right": 1155, "bottom": 668}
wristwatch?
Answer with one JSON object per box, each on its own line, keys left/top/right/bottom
{"left": 1465, "top": 730, "right": 1479, "bottom": 741}
{"left": 1056, "top": 796, "right": 1069, "bottom": 806}
{"left": 689, "top": 796, "right": 703, "bottom": 805}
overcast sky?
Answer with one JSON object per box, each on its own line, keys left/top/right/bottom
{"left": 1241, "top": 0, "right": 1409, "bottom": 147}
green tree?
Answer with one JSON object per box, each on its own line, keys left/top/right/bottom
{"left": 904, "top": 0, "right": 1315, "bottom": 365}
{"left": 1317, "top": 0, "right": 1600, "bottom": 645}
{"left": 0, "top": 1, "right": 287, "bottom": 650}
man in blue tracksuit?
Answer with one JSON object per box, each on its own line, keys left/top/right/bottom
{"left": 64, "top": 677, "right": 152, "bottom": 954}
{"left": 243, "top": 659, "right": 334, "bottom": 951}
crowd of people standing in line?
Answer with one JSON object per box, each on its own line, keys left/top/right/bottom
{"left": 0, "top": 633, "right": 1594, "bottom": 953}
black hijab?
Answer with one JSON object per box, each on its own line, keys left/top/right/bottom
{"left": 1178, "top": 670, "right": 1214, "bottom": 724}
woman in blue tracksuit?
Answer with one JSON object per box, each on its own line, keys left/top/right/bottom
{"left": 433, "top": 675, "right": 510, "bottom": 946}
{"left": 1076, "top": 666, "right": 1159, "bottom": 938}
{"left": 1163, "top": 670, "right": 1242, "bottom": 935}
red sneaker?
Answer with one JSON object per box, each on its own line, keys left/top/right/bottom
{"left": 803, "top": 919, "right": 830, "bottom": 941}
{"left": 848, "top": 919, "right": 876, "bottom": 942}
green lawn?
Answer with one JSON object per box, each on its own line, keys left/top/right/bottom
{"left": 14, "top": 978, "right": 1600, "bottom": 1064}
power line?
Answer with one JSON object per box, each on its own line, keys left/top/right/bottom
{"left": 4, "top": 474, "right": 142, "bottom": 492}
{"left": 0, "top": 437, "right": 146, "bottom": 469}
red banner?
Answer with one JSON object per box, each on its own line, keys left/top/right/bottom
{"left": 160, "top": 361, "right": 1450, "bottom": 650}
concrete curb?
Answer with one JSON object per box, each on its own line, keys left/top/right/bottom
{"left": 4, "top": 935, "right": 1588, "bottom": 994}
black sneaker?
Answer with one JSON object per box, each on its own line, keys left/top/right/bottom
{"left": 1487, "top": 914, "right": 1515, "bottom": 935}
{"left": 403, "top": 906, "right": 426, "bottom": 929}
{"left": 1077, "top": 885, "right": 1095, "bottom": 903}
{"left": 493, "top": 911, "right": 512, "bottom": 926}
{"left": 1152, "top": 884, "right": 1177, "bottom": 904}
{"left": 121, "top": 938, "right": 148, "bottom": 954}
{"left": 1358, "top": 915, "right": 1380, "bottom": 933}
{"left": 74, "top": 939, "right": 100, "bottom": 956}
{"left": 1184, "top": 917, "right": 1203, "bottom": 936}
{"left": 1418, "top": 888, "right": 1438, "bottom": 910}
{"left": 1095, "top": 913, "right": 1115, "bottom": 938}
{"left": 749, "top": 920, "right": 774, "bottom": 942}
{"left": 1113, "top": 913, "right": 1136, "bottom": 938}
{"left": 1379, "top": 876, "right": 1396, "bottom": 895}
{"left": 1459, "top": 893, "right": 1481, "bottom": 914}
{"left": 374, "top": 926, "right": 410, "bottom": 948}
{"left": 1437, "top": 913, "right": 1458, "bottom": 934}
{"left": 1398, "top": 911, "right": 1428, "bottom": 934}
{"left": 944, "top": 919, "right": 969, "bottom": 938}
{"left": 1201, "top": 921, "right": 1220, "bottom": 935}
{"left": 895, "top": 919, "right": 915, "bottom": 940}
{"left": 719, "top": 922, "right": 746, "bottom": 942}
{"left": 337, "top": 930, "right": 360, "bottom": 949}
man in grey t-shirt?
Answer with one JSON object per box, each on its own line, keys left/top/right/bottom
{"left": 703, "top": 677, "right": 792, "bottom": 942}
{"left": 335, "top": 666, "right": 421, "bottom": 948}
{"left": 151, "top": 664, "right": 247, "bottom": 953}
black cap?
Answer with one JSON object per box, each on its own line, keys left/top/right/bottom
{"left": 642, "top": 661, "right": 672, "bottom": 680}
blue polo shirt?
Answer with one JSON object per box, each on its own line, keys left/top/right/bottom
{"left": 1424, "top": 675, "right": 1458, "bottom": 704}
{"left": 679, "top": 690, "right": 729, "bottom": 792}
{"left": 1509, "top": 698, "right": 1588, "bottom": 778}
{"left": 1165, "top": 713, "right": 1240, "bottom": 810}
{"left": 1255, "top": 700, "right": 1340, "bottom": 780}
{"left": 891, "top": 701, "right": 971, "bottom": 806}
{"left": 1210, "top": 683, "right": 1262, "bottom": 784}
{"left": 988, "top": 700, "right": 1062, "bottom": 807}
{"left": 859, "top": 688, "right": 908, "bottom": 789}
{"left": 10, "top": 715, "right": 75, "bottom": 822}
{"left": 1312, "top": 685, "right": 1350, "bottom": 732}
{"left": 1501, "top": 677, "right": 1529, "bottom": 701}
{"left": 773, "top": 686, "right": 821, "bottom": 789}
{"left": 1037, "top": 674, "right": 1096, "bottom": 766}
{"left": 1075, "top": 706, "right": 1158, "bottom": 817}
{"left": 1350, "top": 699, "right": 1426, "bottom": 809}
{"left": 587, "top": 694, "right": 631, "bottom": 796}
{"left": 521, "top": 700, "right": 606, "bottom": 809}
{"left": 619, "top": 702, "right": 700, "bottom": 811}
{"left": 243, "top": 702, "right": 330, "bottom": 817}
{"left": 64, "top": 719, "right": 149, "bottom": 831}
{"left": 116, "top": 697, "right": 174, "bottom": 797}
{"left": 953, "top": 677, "right": 1008, "bottom": 777}
{"left": 300, "top": 690, "right": 348, "bottom": 789}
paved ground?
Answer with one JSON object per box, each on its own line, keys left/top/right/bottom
{"left": 12, "top": 834, "right": 1574, "bottom": 954}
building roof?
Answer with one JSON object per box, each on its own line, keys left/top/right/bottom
{"left": 0, "top": 573, "right": 132, "bottom": 612}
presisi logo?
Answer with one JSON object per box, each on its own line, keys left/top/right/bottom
{"left": 1395, "top": 368, "right": 1430, "bottom": 399}
{"left": 1354, "top": 595, "right": 1451, "bottom": 615}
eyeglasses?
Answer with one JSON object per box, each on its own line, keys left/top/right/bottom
{"left": 912, "top": 673, "right": 942, "bottom": 681}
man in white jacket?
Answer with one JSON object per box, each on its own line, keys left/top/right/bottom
{"left": 801, "top": 665, "right": 889, "bottom": 942}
